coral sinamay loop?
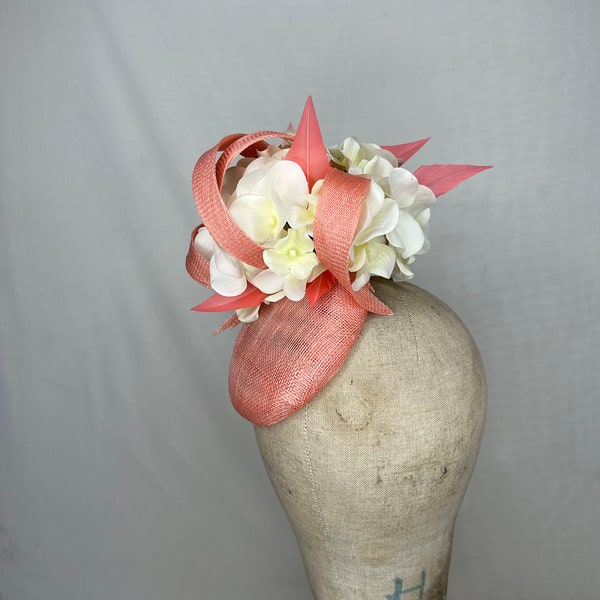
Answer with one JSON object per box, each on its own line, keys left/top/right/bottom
{"left": 192, "top": 131, "right": 294, "bottom": 270}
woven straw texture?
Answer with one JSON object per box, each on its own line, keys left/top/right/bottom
{"left": 229, "top": 282, "right": 368, "bottom": 426}
{"left": 255, "top": 280, "right": 486, "bottom": 600}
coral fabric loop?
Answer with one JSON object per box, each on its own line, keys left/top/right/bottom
{"left": 191, "top": 131, "right": 294, "bottom": 269}
{"left": 314, "top": 169, "right": 393, "bottom": 316}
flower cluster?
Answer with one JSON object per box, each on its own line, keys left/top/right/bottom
{"left": 194, "top": 137, "right": 435, "bottom": 323}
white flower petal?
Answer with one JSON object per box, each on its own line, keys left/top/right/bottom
{"left": 341, "top": 137, "right": 363, "bottom": 164}
{"left": 389, "top": 168, "right": 418, "bottom": 208}
{"left": 354, "top": 197, "right": 399, "bottom": 246}
{"left": 393, "top": 256, "right": 415, "bottom": 280}
{"left": 288, "top": 204, "right": 311, "bottom": 230}
{"left": 239, "top": 156, "right": 278, "bottom": 180}
{"left": 213, "top": 245, "right": 244, "bottom": 278}
{"left": 351, "top": 268, "right": 371, "bottom": 292}
{"left": 387, "top": 211, "right": 425, "bottom": 258}
{"left": 250, "top": 269, "right": 285, "bottom": 294}
{"left": 263, "top": 228, "right": 316, "bottom": 278}
{"left": 355, "top": 181, "right": 384, "bottom": 235}
{"left": 283, "top": 275, "right": 307, "bottom": 301}
{"left": 263, "top": 248, "right": 292, "bottom": 276}
{"left": 210, "top": 248, "right": 247, "bottom": 297}
{"left": 229, "top": 194, "right": 283, "bottom": 245}
{"left": 415, "top": 208, "right": 431, "bottom": 227}
{"left": 361, "top": 143, "right": 398, "bottom": 168}
{"left": 307, "top": 262, "right": 328, "bottom": 282}
{"left": 194, "top": 228, "right": 216, "bottom": 259}
{"left": 221, "top": 165, "right": 247, "bottom": 206}
{"left": 265, "top": 290, "right": 286, "bottom": 302}
{"left": 417, "top": 238, "right": 431, "bottom": 255}
{"left": 349, "top": 245, "right": 367, "bottom": 273}
{"left": 366, "top": 242, "right": 396, "bottom": 279}
{"left": 413, "top": 185, "right": 436, "bottom": 208}
{"left": 351, "top": 241, "right": 395, "bottom": 291}
{"left": 289, "top": 253, "right": 319, "bottom": 281}
{"left": 239, "top": 160, "right": 308, "bottom": 207}
{"left": 236, "top": 306, "right": 261, "bottom": 323}
{"left": 362, "top": 155, "right": 394, "bottom": 178}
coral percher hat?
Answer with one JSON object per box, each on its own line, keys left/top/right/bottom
{"left": 185, "top": 97, "right": 490, "bottom": 426}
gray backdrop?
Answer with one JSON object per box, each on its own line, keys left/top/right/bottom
{"left": 1, "top": 1, "right": 599, "bottom": 599}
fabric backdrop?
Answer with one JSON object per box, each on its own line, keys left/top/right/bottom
{"left": 1, "top": 1, "right": 598, "bottom": 598}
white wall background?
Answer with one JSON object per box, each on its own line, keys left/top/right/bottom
{"left": 1, "top": 1, "right": 599, "bottom": 598}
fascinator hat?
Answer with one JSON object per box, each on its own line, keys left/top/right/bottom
{"left": 186, "top": 97, "right": 490, "bottom": 426}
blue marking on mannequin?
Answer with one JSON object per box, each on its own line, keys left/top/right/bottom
{"left": 385, "top": 570, "right": 426, "bottom": 599}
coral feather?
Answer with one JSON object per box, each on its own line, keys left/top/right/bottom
{"left": 381, "top": 137, "right": 430, "bottom": 165}
{"left": 413, "top": 164, "right": 492, "bottom": 197}
{"left": 305, "top": 270, "right": 336, "bottom": 308}
{"left": 285, "top": 96, "right": 330, "bottom": 187}
{"left": 192, "top": 284, "right": 267, "bottom": 312}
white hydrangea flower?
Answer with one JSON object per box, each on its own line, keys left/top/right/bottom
{"left": 251, "top": 228, "right": 321, "bottom": 301}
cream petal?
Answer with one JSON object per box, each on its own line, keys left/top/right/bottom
{"left": 221, "top": 165, "right": 247, "bottom": 206}
{"left": 262, "top": 248, "right": 291, "bottom": 276}
{"left": 289, "top": 253, "right": 319, "bottom": 280}
{"left": 288, "top": 204, "right": 311, "bottom": 230}
{"left": 386, "top": 211, "right": 425, "bottom": 258}
{"left": 250, "top": 269, "right": 285, "bottom": 294}
{"left": 393, "top": 256, "right": 415, "bottom": 280}
{"left": 283, "top": 275, "right": 307, "bottom": 301}
{"left": 213, "top": 245, "right": 244, "bottom": 278}
{"left": 417, "top": 238, "right": 431, "bottom": 255}
{"left": 361, "top": 143, "right": 398, "bottom": 168}
{"left": 413, "top": 185, "right": 436, "bottom": 208}
{"left": 265, "top": 290, "right": 286, "bottom": 303}
{"left": 366, "top": 242, "right": 396, "bottom": 279}
{"left": 236, "top": 306, "right": 261, "bottom": 323}
{"left": 241, "top": 161, "right": 308, "bottom": 207}
{"left": 341, "top": 137, "right": 363, "bottom": 164}
{"left": 349, "top": 245, "right": 367, "bottom": 272}
{"left": 229, "top": 194, "right": 282, "bottom": 245}
{"left": 362, "top": 155, "right": 394, "bottom": 178}
{"left": 307, "top": 262, "right": 328, "bottom": 282}
{"left": 351, "top": 268, "right": 371, "bottom": 292}
{"left": 355, "top": 181, "right": 385, "bottom": 236}
{"left": 354, "top": 197, "right": 399, "bottom": 246}
{"left": 270, "top": 162, "right": 309, "bottom": 207}
{"left": 210, "top": 249, "right": 247, "bottom": 297}
{"left": 193, "top": 228, "right": 216, "bottom": 259}
{"left": 239, "top": 156, "right": 278, "bottom": 181}
{"left": 415, "top": 208, "right": 431, "bottom": 227}
{"left": 389, "top": 168, "right": 418, "bottom": 208}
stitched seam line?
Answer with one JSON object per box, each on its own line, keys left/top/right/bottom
{"left": 303, "top": 406, "right": 342, "bottom": 600}
{"left": 400, "top": 287, "right": 420, "bottom": 366}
